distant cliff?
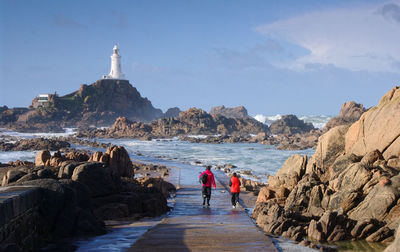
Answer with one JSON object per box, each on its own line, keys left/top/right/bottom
{"left": 0, "top": 79, "right": 163, "bottom": 131}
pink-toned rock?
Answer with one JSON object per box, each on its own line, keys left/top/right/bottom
{"left": 388, "top": 158, "right": 400, "bottom": 170}
{"left": 256, "top": 187, "right": 276, "bottom": 203}
{"left": 90, "top": 151, "right": 104, "bottom": 162}
{"left": 361, "top": 149, "right": 383, "bottom": 165}
{"left": 35, "top": 150, "right": 51, "bottom": 166}
{"left": 65, "top": 151, "right": 90, "bottom": 162}
{"left": 314, "top": 125, "right": 350, "bottom": 170}
{"left": 345, "top": 86, "right": 400, "bottom": 160}
{"left": 105, "top": 145, "right": 134, "bottom": 178}
{"left": 268, "top": 154, "right": 307, "bottom": 190}
{"left": 380, "top": 177, "right": 391, "bottom": 186}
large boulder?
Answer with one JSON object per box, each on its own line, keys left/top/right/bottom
{"left": 105, "top": 145, "right": 134, "bottom": 178}
{"left": 71, "top": 162, "right": 121, "bottom": 197}
{"left": 90, "top": 146, "right": 134, "bottom": 178}
{"left": 348, "top": 174, "right": 400, "bottom": 222}
{"left": 314, "top": 125, "right": 350, "bottom": 170}
{"left": 35, "top": 150, "right": 51, "bottom": 166}
{"left": 345, "top": 86, "right": 400, "bottom": 159}
{"left": 1, "top": 169, "right": 27, "bottom": 186}
{"left": 268, "top": 154, "right": 307, "bottom": 190}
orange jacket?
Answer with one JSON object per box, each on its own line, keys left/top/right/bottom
{"left": 229, "top": 176, "right": 240, "bottom": 193}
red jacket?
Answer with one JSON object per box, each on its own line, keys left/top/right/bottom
{"left": 199, "top": 170, "right": 216, "bottom": 188}
{"left": 229, "top": 176, "right": 240, "bottom": 193}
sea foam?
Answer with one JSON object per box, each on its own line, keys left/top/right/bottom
{"left": 253, "top": 114, "right": 332, "bottom": 129}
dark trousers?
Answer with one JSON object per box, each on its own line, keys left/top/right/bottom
{"left": 202, "top": 186, "right": 211, "bottom": 204}
{"left": 231, "top": 192, "right": 239, "bottom": 206}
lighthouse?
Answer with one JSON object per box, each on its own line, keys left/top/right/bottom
{"left": 103, "top": 45, "right": 126, "bottom": 80}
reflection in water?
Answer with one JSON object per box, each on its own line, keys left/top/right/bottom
{"left": 74, "top": 217, "right": 164, "bottom": 251}
{"left": 333, "top": 240, "right": 387, "bottom": 252}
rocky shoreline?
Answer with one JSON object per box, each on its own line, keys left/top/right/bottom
{"left": 252, "top": 86, "right": 400, "bottom": 251}
{"left": 0, "top": 145, "right": 175, "bottom": 251}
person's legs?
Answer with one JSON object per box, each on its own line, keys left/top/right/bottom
{"left": 202, "top": 186, "right": 207, "bottom": 206}
{"left": 231, "top": 193, "right": 236, "bottom": 206}
{"left": 235, "top": 193, "right": 240, "bottom": 206}
{"left": 206, "top": 187, "right": 211, "bottom": 206}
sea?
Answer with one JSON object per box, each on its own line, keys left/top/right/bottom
{"left": 0, "top": 115, "right": 330, "bottom": 182}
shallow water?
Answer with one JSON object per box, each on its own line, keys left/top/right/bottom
{"left": 99, "top": 138, "right": 314, "bottom": 183}
{"left": 332, "top": 240, "right": 387, "bottom": 252}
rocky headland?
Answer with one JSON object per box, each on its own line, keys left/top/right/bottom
{"left": 0, "top": 79, "right": 163, "bottom": 132}
{"left": 252, "top": 86, "right": 400, "bottom": 250}
{"left": 0, "top": 145, "right": 175, "bottom": 251}
{"left": 77, "top": 107, "right": 269, "bottom": 140}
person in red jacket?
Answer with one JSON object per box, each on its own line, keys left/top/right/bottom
{"left": 199, "top": 165, "right": 216, "bottom": 207}
{"left": 229, "top": 173, "right": 241, "bottom": 208}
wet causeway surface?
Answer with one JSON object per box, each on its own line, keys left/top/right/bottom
{"left": 128, "top": 166, "right": 277, "bottom": 252}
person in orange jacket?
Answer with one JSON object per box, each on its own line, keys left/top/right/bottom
{"left": 229, "top": 173, "right": 241, "bottom": 208}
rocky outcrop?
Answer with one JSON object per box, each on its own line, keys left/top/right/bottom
{"left": 0, "top": 79, "right": 163, "bottom": 131}
{"left": 252, "top": 86, "right": 400, "bottom": 248}
{"left": 1, "top": 148, "right": 174, "bottom": 250}
{"left": 345, "top": 86, "right": 400, "bottom": 160}
{"left": 270, "top": 115, "right": 315, "bottom": 135}
{"left": 78, "top": 108, "right": 269, "bottom": 139}
{"left": 385, "top": 222, "right": 400, "bottom": 251}
{"left": 0, "top": 138, "right": 70, "bottom": 151}
{"left": 257, "top": 114, "right": 321, "bottom": 150}
{"left": 90, "top": 145, "right": 134, "bottom": 178}
{"left": 164, "top": 107, "right": 181, "bottom": 118}
{"left": 210, "top": 105, "right": 249, "bottom": 119}
{"left": 35, "top": 150, "right": 51, "bottom": 166}
{"left": 324, "top": 101, "right": 367, "bottom": 132}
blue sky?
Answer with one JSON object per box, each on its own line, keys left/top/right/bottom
{"left": 1, "top": 0, "right": 399, "bottom": 116}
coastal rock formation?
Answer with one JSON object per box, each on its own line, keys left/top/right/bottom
{"left": 0, "top": 138, "right": 70, "bottom": 151}
{"left": 0, "top": 147, "right": 174, "bottom": 250}
{"left": 164, "top": 107, "right": 181, "bottom": 118}
{"left": 78, "top": 108, "right": 269, "bottom": 139}
{"left": 210, "top": 105, "right": 249, "bottom": 119}
{"left": 345, "top": 87, "right": 400, "bottom": 160}
{"left": 252, "top": 86, "right": 400, "bottom": 248}
{"left": 0, "top": 79, "right": 163, "bottom": 131}
{"left": 90, "top": 145, "right": 134, "bottom": 178}
{"left": 270, "top": 115, "right": 315, "bottom": 135}
{"left": 257, "top": 114, "right": 321, "bottom": 150}
{"left": 324, "top": 101, "right": 367, "bottom": 132}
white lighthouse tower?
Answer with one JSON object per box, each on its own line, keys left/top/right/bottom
{"left": 103, "top": 45, "right": 126, "bottom": 80}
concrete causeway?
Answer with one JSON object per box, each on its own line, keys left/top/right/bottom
{"left": 128, "top": 167, "right": 277, "bottom": 252}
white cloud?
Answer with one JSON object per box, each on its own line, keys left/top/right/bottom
{"left": 255, "top": 1, "right": 400, "bottom": 73}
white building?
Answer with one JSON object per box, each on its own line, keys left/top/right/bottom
{"left": 103, "top": 45, "right": 126, "bottom": 80}
{"left": 32, "top": 94, "right": 51, "bottom": 108}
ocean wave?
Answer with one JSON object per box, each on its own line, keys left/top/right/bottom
{"left": 253, "top": 114, "right": 332, "bottom": 129}
{"left": 0, "top": 128, "right": 77, "bottom": 139}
